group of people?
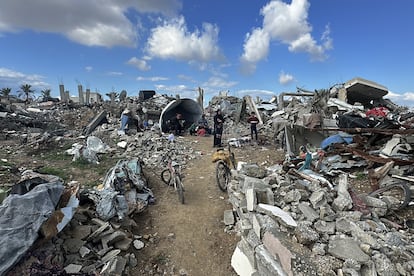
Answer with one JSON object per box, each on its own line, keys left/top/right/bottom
{"left": 119, "top": 98, "right": 145, "bottom": 134}
{"left": 213, "top": 109, "right": 259, "bottom": 147}
{"left": 119, "top": 103, "right": 260, "bottom": 147}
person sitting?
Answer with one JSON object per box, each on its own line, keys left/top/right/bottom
{"left": 197, "top": 114, "right": 212, "bottom": 134}
{"left": 189, "top": 122, "right": 198, "bottom": 135}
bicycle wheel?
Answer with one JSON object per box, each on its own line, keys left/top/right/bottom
{"left": 230, "top": 152, "right": 236, "bottom": 169}
{"left": 175, "top": 175, "right": 185, "bottom": 204}
{"left": 216, "top": 160, "right": 230, "bottom": 192}
{"left": 161, "top": 169, "right": 172, "bottom": 186}
{"left": 368, "top": 183, "right": 412, "bottom": 210}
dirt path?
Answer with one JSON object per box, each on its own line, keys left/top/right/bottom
{"left": 133, "top": 135, "right": 238, "bottom": 275}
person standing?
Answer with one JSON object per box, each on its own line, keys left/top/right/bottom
{"left": 171, "top": 113, "right": 184, "bottom": 135}
{"left": 213, "top": 109, "right": 224, "bottom": 147}
{"left": 247, "top": 111, "right": 259, "bottom": 141}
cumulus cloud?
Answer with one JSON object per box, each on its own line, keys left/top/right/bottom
{"left": 145, "top": 16, "right": 224, "bottom": 63}
{"left": 0, "top": 67, "right": 50, "bottom": 91}
{"left": 241, "top": 0, "right": 332, "bottom": 73}
{"left": 127, "top": 57, "right": 151, "bottom": 71}
{"left": 279, "top": 71, "right": 294, "bottom": 85}
{"left": 0, "top": 0, "right": 181, "bottom": 47}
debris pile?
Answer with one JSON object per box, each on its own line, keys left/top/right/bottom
{"left": 223, "top": 78, "right": 414, "bottom": 275}
{"left": 1, "top": 77, "right": 414, "bottom": 275}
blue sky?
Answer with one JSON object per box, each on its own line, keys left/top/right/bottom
{"left": 1, "top": 0, "right": 414, "bottom": 106}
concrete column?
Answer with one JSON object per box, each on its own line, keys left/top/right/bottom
{"left": 78, "top": 85, "right": 84, "bottom": 105}
{"left": 59, "top": 84, "right": 65, "bottom": 102}
{"left": 85, "top": 88, "right": 91, "bottom": 105}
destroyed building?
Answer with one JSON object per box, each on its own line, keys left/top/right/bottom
{"left": 0, "top": 77, "right": 413, "bottom": 275}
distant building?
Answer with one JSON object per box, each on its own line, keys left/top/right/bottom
{"left": 70, "top": 92, "right": 102, "bottom": 103}
{"left": 139, "top": 90, "right": 156, "bottom": 101}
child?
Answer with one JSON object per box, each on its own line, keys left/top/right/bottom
{"left": 247, "top": 112, "right": 259, "bottom": 141}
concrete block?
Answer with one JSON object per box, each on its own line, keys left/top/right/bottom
{"left": 252, "top": 214, "right": 261, "bottom": 239}
{"left": 114, "top": 237, "right": 132, "bottom": 251}
{"left": 262, "top": 231, "right": 293, "bottom": 276}
{"left": 239, "top": 237, "right": 257, "bottom": 268}
{"left": 255, "top": 245, "right": 286, "bottom": 276}
{"left": 224, "top": 210, "right": 235, "bottom": 225}
{"left": 231, "top": 242, "right": 257, "bottom": 276}
{"left": 256, "top": 188, "right": 275, "bottom": 205}
{"left": 245, "top": 229, "right": 261, "bottom": 249}
{"left": 246, "top": 188, "right": 256, "bottom": 211}
{"left": 64, "top": 264, "right": 82, "bottom": 274}
{"left": 257, "top": 203, "right": 297, "bottom": 228}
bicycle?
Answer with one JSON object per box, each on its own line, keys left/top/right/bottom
{"left": 161, "top": 158, "right": 185, "bottom": 204}
{"left": 212, "top": 144, "right": 237, "bottom": 192}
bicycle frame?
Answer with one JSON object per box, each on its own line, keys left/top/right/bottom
{"left": 167, "top": 160, "right": 181, "bottom": 189}
{"left": 161, "top": 158, "right": 185, "bottom": 204}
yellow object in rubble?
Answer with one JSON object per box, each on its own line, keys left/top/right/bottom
{"left": 212, "top": 150, "right": 231, "bottom": 166}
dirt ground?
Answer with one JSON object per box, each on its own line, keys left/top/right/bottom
{"left": 0, "top": 131, "right": 285, "bottom": 276}
{"left": 131, "top": 135, "right": 285, "bottom": 275}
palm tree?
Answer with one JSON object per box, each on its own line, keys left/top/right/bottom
{"left": 106, "top": 91, "right": 119, "bottom": 105}
{"left": 18, "top": 84, "right": 35, "bottom": 105}
{"left": 41, "top": 88, "right": 51, "bottom": 101}
{"left": 0, "top": 87, "right": 12, "bottom": 102}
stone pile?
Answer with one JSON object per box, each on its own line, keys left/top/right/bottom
{"left": 227, "top": 161, "right": 414, "bottom": 275}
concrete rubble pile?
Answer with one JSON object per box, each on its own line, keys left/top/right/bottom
{"left": 225, "top": 79, "right": 414, "bottom": 276}
{"left": 0, "top": 93, "right": 207, "bottom": 275}
{"left": 1, "top": 78, "right": 414, "bottom": 275}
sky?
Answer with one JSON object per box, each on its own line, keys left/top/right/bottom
{"left": 1, "top": 0, "right": 414, "bottom": 106}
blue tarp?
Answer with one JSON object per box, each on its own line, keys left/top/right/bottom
{"left": 321, "top": 133, "right": 353, "bottom": 150}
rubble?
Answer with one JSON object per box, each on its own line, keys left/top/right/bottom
{"left": 220, "top": 79, "right": 414, "bottom": 275}
{"left": 0, "top": 77, "right": 413, "bottom": 275}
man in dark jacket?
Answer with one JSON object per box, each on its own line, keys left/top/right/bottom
{"left": 213, "top": 110, "right": 224, "bottom": 147}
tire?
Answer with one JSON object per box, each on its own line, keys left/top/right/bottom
{"left": 175, "top": 175, "right": 185, "bottom": 204}
{"left": 230, "top": 152, "right": 236, "bottom": 169}
{"left": 216, "top": 160, "right": 230, "bottom": 192}
{"left": 368, "top": 183, "right": 412, "bottom": 210}
{"left": 161, "top": 169, "right": 171, "bottom": 186}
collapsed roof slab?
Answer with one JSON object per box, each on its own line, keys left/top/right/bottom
{"left": 344, "top": 77, "right": 388, "bottom": 105}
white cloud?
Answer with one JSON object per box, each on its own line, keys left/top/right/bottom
{"left": 85, "top": 66, "right": 93, "bottom": 72}
{"left": 137, "top": 76, "right": 169, "bottom": 81}
{"left": 402, "top": 92, "right": 414, "bottom": 102}
{"left": 279, "top": 71, "right": 294, "bottom": 85}
{"left": 145, "top": 16, "right": 224, "bottom": 63}
{"left": 240, "top": 0, "right": 333, "bottom": 73}
{"left": 0, "top": 67, "right": 50, "bottom": 92}
{"left": 240, "top": 28, "right": 269, "bottom": 74}
{"left": 236, "top": 89, "right": 276, "bottom": 101}
{"left": 0, "top": 0, "right": 181, "bottom": 47}
{"left": 202, "top": 76, "right": 237, "bottom": 89}
{"left": 127, "top": 57, "right": 151, "bottom": 71}
{"left": 107, "top": 71, "right": 123, "bottom": 76}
